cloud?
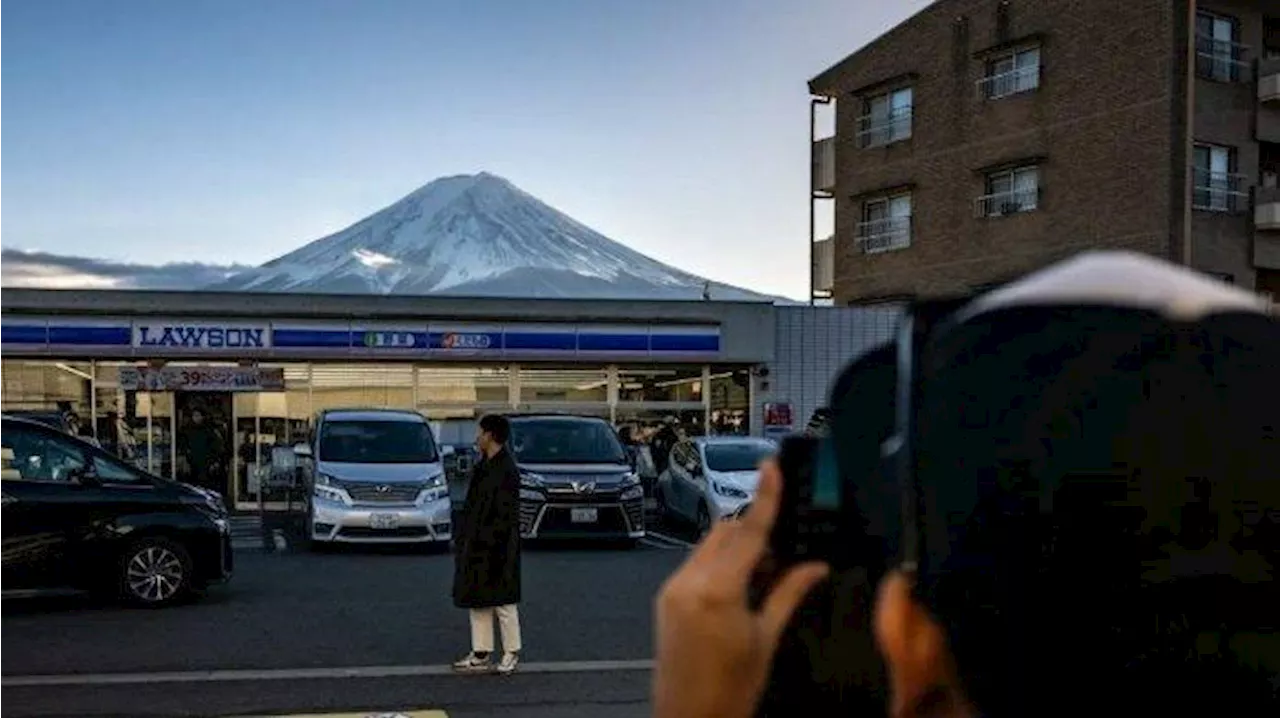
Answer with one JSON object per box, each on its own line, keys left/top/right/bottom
{"left": 1, "top": 249, "right": 248, "bottom": 290}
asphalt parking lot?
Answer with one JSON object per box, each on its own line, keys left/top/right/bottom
{"left": 1, "top": 533, "right": 691, "bottom": 718}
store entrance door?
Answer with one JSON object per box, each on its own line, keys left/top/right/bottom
{"left": 174, "top": 392, "right": 233, "bottom": 501}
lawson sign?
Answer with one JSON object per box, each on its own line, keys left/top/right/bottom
{"left": 133, "top": 323, "right": 270, "bottom": 350}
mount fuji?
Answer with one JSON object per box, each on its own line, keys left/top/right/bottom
{"left": 205, "top": 172, "right": 777, "bottom": 301}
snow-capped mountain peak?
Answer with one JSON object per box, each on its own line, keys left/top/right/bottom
{"left": 208, "top": 173, "right": 774, "bottom": 301}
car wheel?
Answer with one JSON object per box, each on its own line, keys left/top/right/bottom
{"left": 696, "top": 502, "right": 712, "bottom": 538}
{"left": 119, "top": 536, "right": 193, "bottom": 607}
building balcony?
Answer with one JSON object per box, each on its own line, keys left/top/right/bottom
{"left": 855, "top": 217, "right": 911, "bottom": 254}
{"left": 812, "top": 236, "right": 834, "bottom": 294}
{"left": 1257, "top": 185, "right": 1280, "bottom": 231}
{"left": 812, "top": 137, "right": 835, "bottom": 194}
{"left": 1259, "top": 56, "right": 1280, "bottom": 105}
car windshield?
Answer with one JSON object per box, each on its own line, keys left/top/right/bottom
{"left": 318, "top": 420, "right": 438, "bottom": 464}
{"left": 704, "top": 442, "right": 775, "bottom": 473}
{"left": 509, "top": 418, "right": 628, "bottom": 465}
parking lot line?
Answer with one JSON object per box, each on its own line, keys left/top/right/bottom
{"left": 238, "top": 706, "right": 448, "bottom": 711}
{"left": 641, "top": 531, "right": 694, "bottom": 549}
{"left": 0, "top": 659, "right": 656, "bottom": 688}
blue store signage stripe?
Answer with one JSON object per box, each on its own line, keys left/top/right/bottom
{"left": 273, "top": 329, "right": 352, "bottom": 348}
{"left": 2, "top": 325, "right": 49, "bottom": 344}
{"left": 48, "top": 326, "right": 132, "bottom": 346}
{"left": 651, "top": 334, "right": 720, "bottom": 352}
{"left": 502, "top": 331, "right": 576, "bottom": 351}
{"left": 577, "top": 333, "right": 649, "bottom": 352}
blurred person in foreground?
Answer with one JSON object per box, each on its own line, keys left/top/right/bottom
{"left": 654, "top": 459, "right": 1277, "bottom": 718}
{"left": 654, "top": 253, "right": 1278, "bottom": 717}
{"left": 452, "top": 414, "right": 523, "bottom": 675}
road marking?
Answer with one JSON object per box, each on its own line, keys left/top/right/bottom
{"left": 642, "top": 531, "right": 694, "bottom": 549}
{"left": 1, "top": 659, "right": 655, "bottom": 688}
{"left": 239, "top": 706, "right": 445, "bottom": 711}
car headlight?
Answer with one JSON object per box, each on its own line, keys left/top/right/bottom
{"left": 419, "top": 471, "right": 448, "bottom": 502}
{"left": 519, "top": 471, "right": 545, "bottom": 489}
{"left": 618, "top": 472, "right": 640, "bottom": 488}
{"left": 620, "top": 486, "right": 644, "bottom": 501}
{"left": 313, "top": 473, "right": 349, "bottom": 503}
{"left": 712, "top": 481, "right": 749, "bottom": 500}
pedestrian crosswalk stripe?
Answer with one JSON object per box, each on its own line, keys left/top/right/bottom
{"left": 242, "top": 711, "right": 446, "bottom": 718}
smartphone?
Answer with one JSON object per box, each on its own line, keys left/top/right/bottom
{"left": 770, "top": 434, "right": 842, "bottom": 565}
{"left": 756, "top": 344, "right": 903, "bottom": 717}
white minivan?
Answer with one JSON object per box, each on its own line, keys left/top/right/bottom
{"left": 296, "top": 409, "right": 451, "bottom": 547}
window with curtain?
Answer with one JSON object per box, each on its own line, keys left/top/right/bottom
{"left": 982, "top": 46, "right": 1040, "bottom": 98}
{"left": 1195, "top": 12, "right": 1243, "bottom": 82}
{"left": 857, "top": 193, "right": 912, "bottom": 252}
{"left": 980, "top": 166, "right": 1039, "bottom": 217}
{"left": 1192, "top": 144, "right": 1239, "bottom": 212}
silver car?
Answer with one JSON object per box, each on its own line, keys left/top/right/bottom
{"left": 656, "top": 436, "right": 776, "bottom": 535}
{"left": 298, "top": 409, "right": 451, "bottom": 546}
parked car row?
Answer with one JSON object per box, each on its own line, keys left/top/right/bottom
{"left": 292, "top": 410, "right": 646, "bottom": 549}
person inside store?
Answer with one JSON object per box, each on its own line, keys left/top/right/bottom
{"left": 452, "top": 414, "right": 523, "bottom": 675}
{"left": 650, "top": 416, "right": 679, "bottom": 475}
{"left": 178, "top": 408, "right": 224, "bottom": 496}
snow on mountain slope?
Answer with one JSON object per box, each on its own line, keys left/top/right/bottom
{"left": 208, "top": 173, "right": 777, "bottom": 301}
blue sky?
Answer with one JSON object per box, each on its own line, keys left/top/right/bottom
{"left": 2, "top": 0, "right": 930, "bottom": 299}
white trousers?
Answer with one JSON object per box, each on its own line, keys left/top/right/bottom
{"left": 469, "top": 604, "right": 522, "bottom": 654}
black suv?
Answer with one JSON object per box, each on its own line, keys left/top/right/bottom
{"left": 509, "top": 414, "right": 645, "bottom": 543}
{"left": 2, "top": 416, "right": 232, "bottom": 606}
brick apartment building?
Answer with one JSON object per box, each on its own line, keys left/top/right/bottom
{"left": 808, "top": 0, "right": 1280, "bottom": 305}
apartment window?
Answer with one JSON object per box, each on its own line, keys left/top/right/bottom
{"left": 856, "top": 193, "right": 912, "bottom": 253}
{"left": 1196, "top": 12, "right": 1246, "bottom": 82}
{"left": 976, "top": 165, "right": 1039, "bottom": 217}
{"left": 857, "top": 87, "right": 913, "bottom": 148}
{"left": 979, "top": 46, "right": 1041, "bottom": 99}
{"left": 1192, "top": 144, "right": 1246, "bottom": 212}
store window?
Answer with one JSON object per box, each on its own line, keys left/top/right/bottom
{"left": 417, "top": 365, "right": 510, "bottom": 406}
{"left": 310, "top": 364, "right": 415, "bottom": 411}
{"left": 709, "top": 368, "right": 752, "bottom": 436}
{"left": 517, "top": 366, "right": 608, "bottom": 404}
{"left": 617, "top": 365, "right": 704, "bottom": 403}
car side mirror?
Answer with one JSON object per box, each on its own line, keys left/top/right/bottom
{"left": 440, "top": 445, "right": 456, "bottom": 458}
{"left": 292, "top": 443, "right": 313, "bottom": 459}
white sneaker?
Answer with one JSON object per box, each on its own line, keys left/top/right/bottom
{"left": 452, "top": 652, "right": 491, "bottom": 673}
{"left": 496, "top": 652, "right": 520, "bottom": 674}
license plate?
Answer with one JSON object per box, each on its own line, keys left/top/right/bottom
{"left": 369, "top": 513, "right": 400, "bottom": 529}
{"left": 570, "top": 508, "right": 598, "bottom": 524}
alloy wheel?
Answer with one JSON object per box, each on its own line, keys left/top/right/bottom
{"left": 125, "top": 545, "right": 185, "bottom": 603}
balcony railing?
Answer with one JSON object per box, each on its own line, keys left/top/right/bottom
{"left": 856, "top": 216, "right": 911, "bottom": 253}
{"left": 977, "top": 65, "right": 1040, "bottom": 99}
{"left": 856, "top": 106, "right": 912, "bottom": 148}
{"left": 1260, "top": 56, "right": 1280, "bottom": 104}
{"left": 1256, "top": 185, "right": 1280, "bottom": 231}
{"left": 974, "top": 188, "right": 1039, "bottom": 217}
{"left": 812, "top": 137, "right": 835, "bottom": 193}
{"left": 1192, "top": 169, "right": 1250, "bottom": 212}
{"left": 1195, "top": 35, "right": 1250, "bottom": 82}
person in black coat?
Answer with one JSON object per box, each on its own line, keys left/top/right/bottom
{"left": 452, "top": 414, "right": 523, "bottom": 674}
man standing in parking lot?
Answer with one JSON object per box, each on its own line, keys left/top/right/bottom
{"left": 452, "top": 414, "right": 523, "bottom": 675}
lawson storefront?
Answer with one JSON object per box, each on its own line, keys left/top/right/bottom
{"left": 1, "top": 289, "right": 771, "bottom": 510}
